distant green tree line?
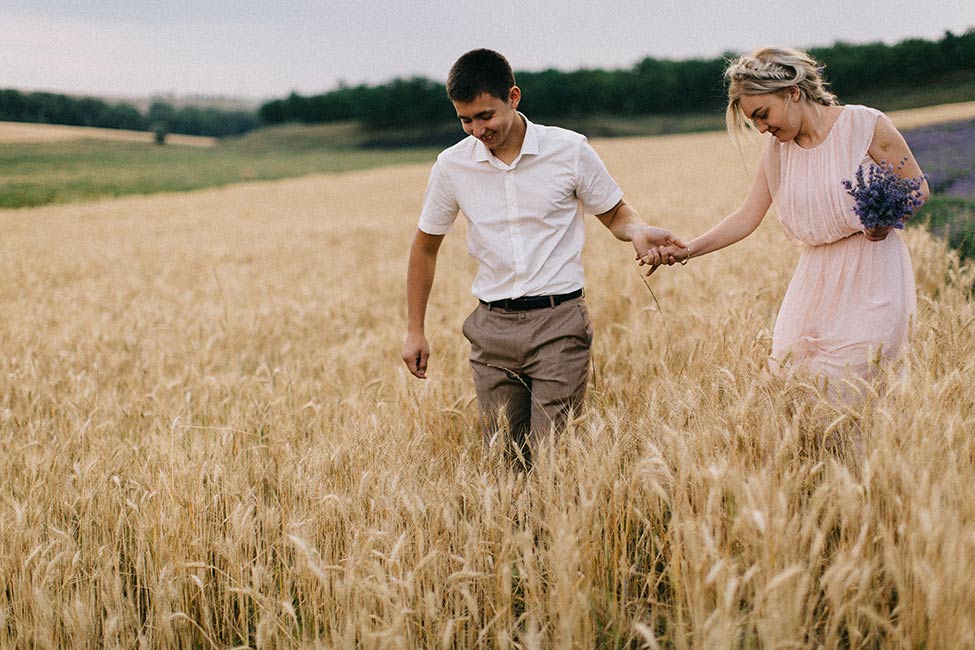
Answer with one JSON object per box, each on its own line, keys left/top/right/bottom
{"left": 259, "top": 29, "right": 975, "bottom": 128}
{"left": 4, "top": 29, "right": 973, "bottom": 137}
{"left": 143, "top": 101, "right": 259, "bottom": 137}
{"left": 0, "top": 90, "right": 259, "bottom": 137}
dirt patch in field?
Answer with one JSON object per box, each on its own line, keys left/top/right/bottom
{"left": 885, "top": 101, "right": 975, "bottom": 129}
{"left": 0, "top": 121, "right": 217, "bottom": 147}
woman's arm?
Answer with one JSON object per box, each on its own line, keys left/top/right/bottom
{"left": 868, "top": 114, "right": 930, "bottom": 202}
{"left": 862, "top": 114, "right": 931, "bottom": 242}
{"left": 642, "top": 163, "right": 773, "bottom": 273}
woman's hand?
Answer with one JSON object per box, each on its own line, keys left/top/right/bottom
{"left": 639, "top": 244, "right": 689, "bottom": 275}
{"left": 864, "top": 226, "right": 892, "bottom": 242}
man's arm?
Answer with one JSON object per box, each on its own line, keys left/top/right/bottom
{"left": 596, "top": 199, "right": 686, "bottom": 266}
{"left": 403, "top": 229, "right": 445, "bottom": 379}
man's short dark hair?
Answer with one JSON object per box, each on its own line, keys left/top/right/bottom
{"left": 446, "top": 49, "right": 516, "bottom": 103}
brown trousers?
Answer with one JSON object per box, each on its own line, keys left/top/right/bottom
{"left": 462, "top": 296, "right": 593, "bottom": 465}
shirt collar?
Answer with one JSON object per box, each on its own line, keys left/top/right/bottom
{"left": 473, "top": 113, "right": 538, "bottom": 165}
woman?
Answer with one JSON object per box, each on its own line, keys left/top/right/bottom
{"left": 646, "top": 47, "right": 929, "bottom": 395}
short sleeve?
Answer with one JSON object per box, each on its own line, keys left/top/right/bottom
{"left": 575, "top": 139, "right": 624, "bottom": 215}
{"left": 850, "top": 105, "right": 884, "bottom": 160}
{"left": 417, "top": 160, "right": 459, "bottom": 235}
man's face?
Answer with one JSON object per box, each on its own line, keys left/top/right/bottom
{"left": 452, "top": 87, "right": 521, "bottom": 151}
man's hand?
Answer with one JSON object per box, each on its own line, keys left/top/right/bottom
{"left": 402, "top": 331, "right": 430, "bottom": 379}
{"left": 631, "top": 226, "right": 686, "bottom": 265}
{"left": 595, "top": 201, "right": 685, "bottom": 262}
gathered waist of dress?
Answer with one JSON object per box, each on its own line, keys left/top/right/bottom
{"left": 797, "top": 230, "right": 907, "bottom": 256}
{"left": 799, "top": 229, "right": 882, "bottom": 248}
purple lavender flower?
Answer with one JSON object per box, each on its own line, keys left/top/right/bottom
{"left": 842, "top": 159, "right": 926, "bottom": 230}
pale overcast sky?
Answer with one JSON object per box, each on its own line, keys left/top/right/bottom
{"left": 2, "top": 0, "right": 974, "bottom": 100}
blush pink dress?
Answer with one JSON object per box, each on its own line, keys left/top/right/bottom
{"left": 763, "top": 105, "right": 917, "bottom": 389}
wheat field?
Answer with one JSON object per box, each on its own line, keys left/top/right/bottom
{"left": 2, "top": 104, "right": 975, "bottom": 649}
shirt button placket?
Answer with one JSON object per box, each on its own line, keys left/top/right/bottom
{"left": 505, "top": 169, "right": 527, "bottom": 296}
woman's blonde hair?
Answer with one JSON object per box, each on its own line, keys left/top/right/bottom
{"left": 725, "top": 47, "right": 838, "bottom": 134}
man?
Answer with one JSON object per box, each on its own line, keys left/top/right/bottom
{"left": 402, "top": 49, "right": 681, "bottom": 465}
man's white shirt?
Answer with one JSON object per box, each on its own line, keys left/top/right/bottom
{"left": 418, "top": 115, "right": 623, "bottom": 302}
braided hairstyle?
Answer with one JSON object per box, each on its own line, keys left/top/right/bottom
{"left": 725, "top": 47, "right": 838, "bottom": 134}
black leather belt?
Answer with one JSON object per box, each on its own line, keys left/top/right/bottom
{"left": 479, "top": 288, "right": 583, "bottom": 311}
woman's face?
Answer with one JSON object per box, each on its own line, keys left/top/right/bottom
{"left": 738, "top": 89, "right": 801, "bottom": 142}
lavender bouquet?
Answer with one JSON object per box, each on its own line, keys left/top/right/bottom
{"left": 842, "top": 159, "right": 925, "bottom": 230}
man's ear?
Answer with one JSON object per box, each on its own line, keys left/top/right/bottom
{"left": 508, "top": 86, "right": 521, "bottom": 109}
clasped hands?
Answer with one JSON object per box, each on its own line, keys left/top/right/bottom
{"left": 635, "top": 238, "right": 691, "bottom": 276}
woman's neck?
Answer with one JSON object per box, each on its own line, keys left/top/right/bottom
{"left": 794, "top": 102, "right": 840, "bottom": 149}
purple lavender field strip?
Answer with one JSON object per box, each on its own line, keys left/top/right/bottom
{"left": 944, "top": 176, "right": 975, "bottom": 200}
{"left": 904, "top": 118, "right": 975, "bottom": 199}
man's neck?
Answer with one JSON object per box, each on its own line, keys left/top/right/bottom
{"left": 491, "top": 114, "right": 527, "bottom": 165}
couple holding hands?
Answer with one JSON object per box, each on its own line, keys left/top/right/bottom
{"left": 403, "top": 48, "right": 928, "bottom": 464}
